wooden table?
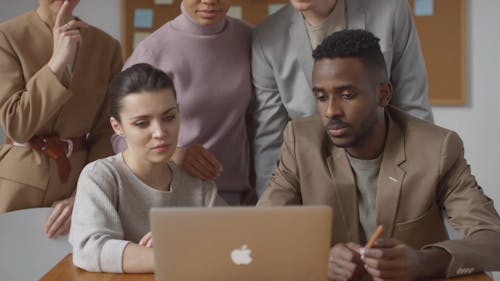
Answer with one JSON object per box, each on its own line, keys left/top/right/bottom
{"left": 40, "top": 254, "right": 152, "bottom": 281}
{"left": 40, "top": 254, "right": 492, "bottom": 281}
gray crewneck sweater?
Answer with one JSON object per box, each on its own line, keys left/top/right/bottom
{"left": 69, "top": 153, "right": 217, "bottom": 273}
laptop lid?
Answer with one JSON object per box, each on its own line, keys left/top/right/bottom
{"left": 150, "top": 206, "right": 332, "bottom": 281}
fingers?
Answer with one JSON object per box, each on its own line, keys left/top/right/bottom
{"left": 139, "top": 232, "right": 153, "bottom": 248}
{"left": 44, "top": 202, "right": 63, "bottom": 235}
{"left": 361, "top": 239, "right": 402, "bottom": 260}
{"left": 54, "top": 0, "right": 80, "bottom": 28}
{"left": 60, "top": 19, "right": 89, "bottom": 32}
{"left": 54, "top": 0, "right": 70, "bottom": 28}
{"left": 188, "top": 145, "right": 223, "bottom": 173}
{"left": 361, "top": 241, "right": 417, "bottom": 281}
{"left": 45, "top": 202, "right": 73, "bottom": 238}
{"left": 328, "top": 243, "right": 365, "bottom": 281}
{"left": 183, "top": 160, "right": 215, "bottom": 180}
{"left": 182, "top": 145, "right": 223, "bottom": 180}
{"left": 195, "top": 145, "right": 223, "bottom": 172}
{"left": 52, "top": 215, "right": 72, "bottom": 238}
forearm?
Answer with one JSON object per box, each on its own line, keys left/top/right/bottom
{"left": 122, "top": 243, "right": 154, "bottom": 273}
{"left": 0, "top": 66, "right": 72, "bottom": 142}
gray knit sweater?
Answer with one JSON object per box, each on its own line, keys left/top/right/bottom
{"left": 69, "top": 153, "right": 217, "bottom": 273}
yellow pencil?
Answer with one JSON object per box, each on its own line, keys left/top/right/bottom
{"left": 365, "top": 225, "right": 384, "bottom": 248}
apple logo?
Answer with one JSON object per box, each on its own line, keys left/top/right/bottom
{"left": 230, "top": 244, "right": 253, "bottom": 265}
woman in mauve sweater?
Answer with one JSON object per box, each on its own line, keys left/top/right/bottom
{"left": 111, "top": 0, "right": 253, "bottom": 205}
{"left": 69, "top": 64, "right": 218, "bottom": 273}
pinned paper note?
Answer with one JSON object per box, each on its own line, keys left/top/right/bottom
{"left": 268, "top": 4, "right": 285, "bottom": 16}
{"left": 134, "top": 9, "right": 154, "bottom": 28}
{"left": 414, "top": 0, "right": 434, "bottom": 16}
{"left": 154, "top": 0, "right": 174, "bottom": 4}
{"left": 133, "top": 32, "right": 151, "bottom": 49}
{"left": 227, "top": 6, "right": 242, "bottom": 19}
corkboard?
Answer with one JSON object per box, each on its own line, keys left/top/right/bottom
{"left": 120, "top": 0, "right": 288, "bottom": 58}
{"left": 121, "top": 0, "right": 467, "bottom": 105}
{"left": 409, "top": 0, "right": 467, "bottom": 105}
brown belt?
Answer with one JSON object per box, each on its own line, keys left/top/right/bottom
{"left": 6, "top": 135, "right": 87, "bottom": 183}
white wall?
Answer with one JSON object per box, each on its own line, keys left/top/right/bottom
{"left": 0, "top": 1, "right": 499, "bottom": 277}
{"left": 0, "top": 0, "right": 120, "bottom": 39}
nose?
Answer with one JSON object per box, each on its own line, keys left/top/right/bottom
{"left": 201, "top": 0, "right": 217, "bottom": 4}
{"left": 151, "top": 121, "right": 167, "bottom": 139}
{"left": 325, "top": 96, "right": 343, "bottom": 119}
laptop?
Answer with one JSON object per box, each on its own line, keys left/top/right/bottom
{"left": 150, "top": 206, "right": 332, "bottom": 281}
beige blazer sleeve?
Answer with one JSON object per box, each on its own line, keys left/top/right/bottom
{"left": 257, "top": 121, "right": 302, "bottom": 206}
{"left": 0, "top": 30, "right": 72, "bottom": 143}
{"left": 426, "top": 131, "right": 500, "bottom": 277}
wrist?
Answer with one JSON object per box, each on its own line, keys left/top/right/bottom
{"left": 47, "top": 59, "right": 70, "bottom": 88}
{"left": 415, "top": 248, "right": 451, "bottom": 279}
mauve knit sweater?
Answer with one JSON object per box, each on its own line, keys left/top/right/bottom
{"left": 114, "top": 6, "right": 252, "bottom": 192}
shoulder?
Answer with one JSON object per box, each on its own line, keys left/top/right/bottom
{"left": 83, "top": 24, "right": 120, "bottom": 49}
{"left": 0, "top": 12, "right": 39, "bottom": 43}
{"left": 226, "top": 16, "right": 253, "bottom": 32}
{"left": 253, "top": 4, "right": 296, "bottom": 39}
{"left": 170, "top": 162, "right": 204, "bottom": 186}
{"left": 289, "top": 115, "right": 324, "bottom": 135}
{"left": 170, "top": 163, "right": 217, "bottom": 188}
{"left": 0, "top": 11, "right": 32, "bottom": 31}
{"left": 81, "top": 154, "right": 122, "bottom": 181}
{"left": 286, "top": 116, "right": 326, "bottom": 147}
{"left": 389, "top": 107, "right": 462, "bottom": 157}
{"left": 390, "top": 107, "right": 451, "bottom": 138}
{"left": 130, "top": 20, "right": 175, "bottom": 58}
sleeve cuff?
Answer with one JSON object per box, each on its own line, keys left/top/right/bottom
{"left": 100, "top": 239, "right": 130, "bottom": 273}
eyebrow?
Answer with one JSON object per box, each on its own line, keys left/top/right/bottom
{"left": 312, "top": 84, "right": 356, "bottom": 92}
{"left": 128, "top": 106, "right": 178, "bottom": 120}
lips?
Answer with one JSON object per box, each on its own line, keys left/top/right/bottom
{"left": 197, "top": 9, "right": 221, "bottom": 18}
{"left": 326, "top": 121, "right": 349, "bottom": 138}
{"left": 152, "top": 144, "right": 170, "bottom": 152}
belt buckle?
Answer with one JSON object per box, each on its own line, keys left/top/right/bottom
{"left": 60, "top": 138, "right": 74, "bottom": 158}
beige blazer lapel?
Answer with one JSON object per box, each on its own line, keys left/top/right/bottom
{"left": 327, "top": 144, "right": 361, "bottom": 242}
{"left": 376, "top": 113, "right": 406, "bottom": 238}
{"left": 288, "top": 8, "right": 314, "bottom": 90}
{"left": 346, "top": 0, "right": 366, "bottom": 30}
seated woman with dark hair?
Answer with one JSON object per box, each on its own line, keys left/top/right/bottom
{"left": 69, "top": 63, "right": 218, "bottom": 273}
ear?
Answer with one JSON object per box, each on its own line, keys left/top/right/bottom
{"left": 377, "top": 82, "right": 392, "bottom": 107}
{"left": 110, "top": 116, "right": 124, "bottom": 137}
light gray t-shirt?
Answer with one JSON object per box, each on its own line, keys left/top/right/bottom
{"left": 347, "top": 153, "right": 382, "bottom": 244}
{"left": 305, "top": 0, "right": 347, "bottom": 49}
{"left": 69, "top": 153, "right": 218, "bottom": 273}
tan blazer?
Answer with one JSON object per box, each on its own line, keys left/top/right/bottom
{"left": 0, "top": 11, "right": 123, "bottom": 210}
{"left": 258, "top": 107, "right": 500, "bottom": 277}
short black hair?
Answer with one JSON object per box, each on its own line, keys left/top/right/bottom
{"left": 312, "top": 29, "right": 388, "bottom": 80}
{"left": 109, "top": 63, "right": 176, "bottom": 122}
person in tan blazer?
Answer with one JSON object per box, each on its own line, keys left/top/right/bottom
{"left": 0, "top": 0, "right": 122, "bottom": 238}
{"left": 257, "top": 30, "right": 500, "bottom": 281}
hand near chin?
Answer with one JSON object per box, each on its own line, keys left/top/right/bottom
{"left": 171, "top": 144, "right": 223, "bottom": 180}
{"left": 47, "top": 0, "right": 88, "bottom": 86}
